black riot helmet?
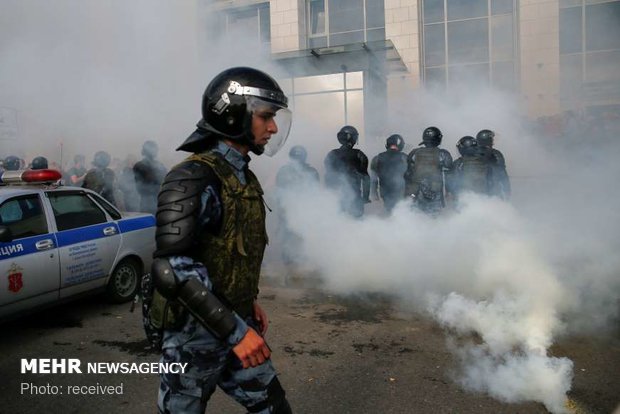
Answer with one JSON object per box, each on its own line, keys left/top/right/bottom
{"left": 31, "top": 156, "right": 48, "bottom": 170}
{"left": 93, "top": 151, "right": 111, "bottom": 169}
{"left": 289, "top": 145, "right": 307, "bottom": 163}
{"left": 337, "top": 125, "right": 359, "bottom": 148}
{"left": 4, "top": 156, "right": 21, "bottom": 171}
{"left": 179, "top": 67, "right": 292, "bottom": 156}
{"left": 457, "top": 136, "right": 477, "bottom": 156}
{"left": 420, "top": 126, "right": 442, "bottom": 147}
{"left": 476, "top": 129, "right": 495, "bottom": 147}
{"left": 385, "top": 134, "right": 405, "bottom": 151}
{"left": 142, "top": 140, "right": 158, "bottom": 159}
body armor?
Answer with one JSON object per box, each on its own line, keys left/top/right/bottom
{"left": 460, "top": 154, "right": 492, "bottom": 194}
{"left": 406, "top": 147, "right": 444, "bottom": 197}
{"left": 187, "top": 152, "right": 267, "bottom": 317}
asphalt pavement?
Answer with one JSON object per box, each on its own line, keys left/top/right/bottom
{"left": 0, "top": 281, "right": 618, "bottom": 414}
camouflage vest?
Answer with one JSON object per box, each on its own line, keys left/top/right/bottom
{"left": 461, "top": 155, "right": 492, "bottom": 194}
{"left": 187, "top": 152, "right": 268, "bottom": 317}
{"left": 409, "top": 147, "right": 443, "bottom": 195}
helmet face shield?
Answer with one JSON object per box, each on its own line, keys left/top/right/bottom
{"left": 247, "top": 96, "right": 292, "bottom": 157}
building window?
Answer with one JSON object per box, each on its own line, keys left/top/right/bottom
{"left": 421, "top": 0, "right": 518, "bottom": 92}
{"left": 224, "top": 3, "right": 271, "bottom": 49}
{"left": 281, "top": 72, "right": 365, "bottom": 149}
{"left": 307, "top": 0, "right": 385, "bottom": 48}
{"left": 560, "top": 0, "right": 620, "bottom": 108}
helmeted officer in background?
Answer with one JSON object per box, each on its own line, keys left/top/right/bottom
{"left": 146, "top": 67, "right": 293, "bottom": 414}
{"left": 275, "top": 145, "right": 319, "bottom": 189}
{"left": 3, "top": 156, "right": 21, "bottom": 171}
{"left": 133, "top": 140, "right": 167, "bottom": 214}
{"left": 476, "top": 129, "right": 511, "bottom": 199}
{"left": 405, "top": 126, "right": 453, "bottom": 214}
{"left": 117, "top": 154, "right": 139, "bottom": 211}
{"left": 324, "top": 125, "right": 370, "bottom": 217}
{"left": 66, "top": 154, "right": 88, "bottom": 186}
{"left": 448, "top": 136, "right": 494, "bottom": 199}
{"left": 275, "top": 145, "right": 319, "bottom": 279}
{"left": 82, "top": 151, "right": 117, "bottom": 205}
{"left": 370, "top": 134, "right": 408, "bottom": 213}
{"left": 30, "top": 156, "right": 48, "bottom": 170}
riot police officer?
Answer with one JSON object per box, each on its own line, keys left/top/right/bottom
{"left": 324, "top": 125, "right": 370, "bottom": 217}
{"left": 275, "top": 145, "right": 319, "bottom": 190}
{"left": 3, "top": 156, "right": 21, "bottom": 171}
{"left": 370, "top": 134, "right": 408, "bottom": 213}
{"left": 448, "top": 136, "right": 494, "bottom": 198}
{"left": 275, "top": 145, "right": 319, "bottom": 278}
{"left": 30, "top": 156, "right": 48, "bottom": 170}
{"left": 66, "top": 154, "right": 87, "bottom": 186}
{"left": 476, "top": 129, "right": 511, "bottom": 199}
{"left": 82, "top": 151, "right": 117, "bottom": 205}
{"left": 147, "top": 67, "right": 293, "bottom": 414}
{"left": 133, "top": 140, "right": 167, "bottom": 214}
{"left": 405, "top": 126, "right": 453, "bottom": 214}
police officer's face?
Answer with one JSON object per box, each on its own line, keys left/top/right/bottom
{"left": 251, "top": 107, "right": 278, "bottom": 149}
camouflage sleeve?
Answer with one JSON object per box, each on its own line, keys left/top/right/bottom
{"left": 167, "top": 256, "right": 248, "bottom": 346}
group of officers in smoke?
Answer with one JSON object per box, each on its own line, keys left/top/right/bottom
{"left": 1, "top": 140, "right": 167, "bottom": 215}
{"left": 277, "top": 125, "right": 511, "bottom": 218}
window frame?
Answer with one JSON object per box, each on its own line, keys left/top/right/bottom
{"left": 46, "top": 191, "right": 109, "bottom": 232}
{"left": 559, "top": 0, "right": 620, "bottom": 107}
{"left": 224, "top": 2, "right": 271, "bottom": 49}
{"left": 0, "top": 194, "right": 49, "bottom": 240}
{"left": 306, "top": 0, "right": 385, "bottom": 48}
{"left": 421, "top": 0, "right": 519, "bottom": 91}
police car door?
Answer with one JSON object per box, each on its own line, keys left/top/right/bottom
{"left": 0, "top": 192, "right": 60, "bottom": 318}
{"left": 46, "top": 191, "right": 118, "bottom": 298}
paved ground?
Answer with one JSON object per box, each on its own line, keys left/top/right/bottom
{"left": 0, "top": 281, "right": 618, "bottom": 414}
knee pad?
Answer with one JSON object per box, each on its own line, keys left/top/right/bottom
{"left": 246, "top": 377, "right": 291, "bottom": 414}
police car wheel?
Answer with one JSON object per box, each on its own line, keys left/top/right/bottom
{"left": 106, "top": 258, "right": 140, "bottom": 303}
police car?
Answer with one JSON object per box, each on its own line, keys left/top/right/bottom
{"left": 0, "top": 169, "right": 155, "bottom": 320}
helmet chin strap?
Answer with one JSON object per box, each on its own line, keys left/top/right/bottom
{"left": 242, "top": 130, "right": 264, "bottom": 155}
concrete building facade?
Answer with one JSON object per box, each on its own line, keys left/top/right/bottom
{"left": 204, "top": 0, "right": 620, "bottom": 142}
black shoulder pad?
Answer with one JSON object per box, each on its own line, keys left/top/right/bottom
{"left": 154, "top": 161, "right": 221, "bottom": 257}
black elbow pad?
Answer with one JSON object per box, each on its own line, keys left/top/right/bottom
{"left": 177, "top": 278, "right": 237, "bottom": 339}
{"left": 152, "top": 258, "right": 180, "bottom": 299}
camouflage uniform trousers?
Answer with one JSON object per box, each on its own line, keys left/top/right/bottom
{"left": 157, "top": 318, "right": 280, "bottom": 414}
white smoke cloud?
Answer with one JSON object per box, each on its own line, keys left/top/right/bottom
{"left": 272, "top": 83, "right": 620, "bottom": 412}
{"left": 2, "top": 2, "right": 618, "bottom": 412}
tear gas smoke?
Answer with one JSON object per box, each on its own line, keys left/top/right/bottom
{"left": 271, "top": 87, "right": 620, "bottom": 413}
{"left": 2, "top": 2, "right": 618, "bottom": 413}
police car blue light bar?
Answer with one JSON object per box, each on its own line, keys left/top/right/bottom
{"left": 0, "top": 169, "right": 62, "bottom": 184}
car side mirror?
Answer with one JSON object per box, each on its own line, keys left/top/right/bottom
{"left": 0, "top": 226, "right": 14, "bottom": 243}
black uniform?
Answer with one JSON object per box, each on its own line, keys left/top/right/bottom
{"left": 83, "top": 167, "right": 116, "bottom": 205}
{"left": 370, "top": 149, "right": 408, "bottom": 213}
{"left": 133, "top": 157, "right": 167, "bottom": 214}
{"left": 324, "top": 145, "right": 370, "bottom": 217}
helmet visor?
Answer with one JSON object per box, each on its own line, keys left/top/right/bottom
{"left": 247, "top": 96, "right": 292, "bottom": 157}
